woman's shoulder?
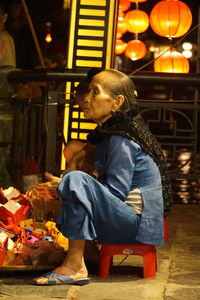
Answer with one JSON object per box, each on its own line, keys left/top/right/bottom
{"left": 108, "top": 134, "right": 141, "bottom": 150}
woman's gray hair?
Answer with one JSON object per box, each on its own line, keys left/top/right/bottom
{"left": 99, "top": 69, "right": 137, "bottom": 112}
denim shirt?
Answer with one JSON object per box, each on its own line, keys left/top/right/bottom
{"left": 94, "top": 135, "right": 164, "bottom": 245}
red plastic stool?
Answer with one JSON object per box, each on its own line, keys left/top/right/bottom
{"left": 164, "top": 219, "right": 169, "bottom": 241}
{"left": 99, "top": 243, "right": 157, "bottom": 279}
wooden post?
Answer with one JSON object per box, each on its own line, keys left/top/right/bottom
{"left": 20, "top": 0, "right": 46, "bottom": 68}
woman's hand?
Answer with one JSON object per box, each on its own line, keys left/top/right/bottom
{"left": 31, "top": 172, "right": 61, "bottom": 200}
{"left": 64, "top": 143, "right": 99, "bottom": 178}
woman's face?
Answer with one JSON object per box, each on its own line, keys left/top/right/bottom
{"left": 83, "top": 72, "right": 122, "bottom": 125}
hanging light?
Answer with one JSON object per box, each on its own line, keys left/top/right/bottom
{"left": 128, "top": 0, "right": 147, "bottom": 2}
{"left": 182, "top": 42, "right": 192, "bottom": 51}
{"left": 45, "top": 33, "right": 52, "bottom": 43}
{"left": 45, "top": 22, "right": 52, "bottom": 43}
{"left": 115, "top": 39, "right": 127, "bottom": 55}
{"left": 150, "top": 0, "right": 192, "bottom": 38}
{"left": 118, "top": 10, "right": 125, "bottom": 19}
{"left": 182, "top": 50, "right": 192, "bottom": 59}
{"left": 154, "top": 50, "right": 190, "bottom": 73}
{"left": 125, "top": 40, "right": 147, "bottom": 60}
{"left": 119, "top": 0, "right": 131, "bottom": 12}
{"left": 125, "top": 10, "right": 149, "bottom": 33}
{"left": 116, "top": 15, "right": 128, "bottom": 39}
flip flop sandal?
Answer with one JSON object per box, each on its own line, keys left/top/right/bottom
{"left": 32, "top": 271, "right": 90, "bottom": 286}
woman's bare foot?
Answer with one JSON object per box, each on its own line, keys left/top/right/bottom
{"left": 32, "top": 234, "right": 88, "bottom": 285}
{"left": 32, "top": 261, "right": 88, "bottom": 284}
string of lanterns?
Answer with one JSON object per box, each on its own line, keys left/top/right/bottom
{"left": 116, "top": 0, "right": 193, "bottom": 73}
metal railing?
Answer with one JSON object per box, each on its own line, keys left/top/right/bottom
{"left": 0, "top": 68, "right": 199, "bottom": 202}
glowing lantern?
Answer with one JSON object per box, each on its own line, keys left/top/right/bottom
{"left": 125, "top": 40, "right": 147, "bottom": 60}
{"left": 128, "top": 0, "right": 147, "bottom": 2}
{"left": 115, "top": 39, "right": 127, "bottom": 55}
{"left": 117, "top": 16, "right": 127, "bottom": 39}
{"left": 125, "top": 10, "right": 149, "bottom": 33}
{"left": 182, "top": 50, "right": 192, "bottom": 59}
{"left": 150, "top": 0, "right": 192, "bottom": 38}
{"left": 118, "top": 10, "right": 125, "bottom": 19}
{"left": 154, "top": 50, "right": 190, "bottom": 73}
{"left": 45, "top": 33, "right": 52, "bottom": 43}
{"left": 119, "top": 0, "right": 131, "bottom": 12}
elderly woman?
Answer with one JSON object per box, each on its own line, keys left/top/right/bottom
{"left": 33, "top": 69, "right": 172, "bottom": 285}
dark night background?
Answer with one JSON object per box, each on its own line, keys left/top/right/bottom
{"left": 4, "top": 0, "right": 200, "bottom": 72}
{"left": 5, "top": 0, "right": 70, "bottom": 69}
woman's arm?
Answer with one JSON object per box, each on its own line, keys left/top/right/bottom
{"left": 96, "top": 135, "right": 139, "bottom": 200}
{"left": 65, "top": 142, "right": 96, "bottom": 176}
{"left": 31, "top": 143, "right": 96, "bottom": 200}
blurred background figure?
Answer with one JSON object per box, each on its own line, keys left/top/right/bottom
{"left": 0, "top": 0, "right": 16, "bottom": 67}
{"left": 0, "top": 0, "right": 16, "bottom": 188}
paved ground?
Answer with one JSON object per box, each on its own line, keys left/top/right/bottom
{"left": 0, "top": 204, "right": 200, "bottom": 300}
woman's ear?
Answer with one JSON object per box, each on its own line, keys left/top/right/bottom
{"left": 114, "top": 95, "right": 125, "bottom": 111}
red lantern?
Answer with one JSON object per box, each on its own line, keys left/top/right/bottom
{"left": 118, "top": 10, "right": 125, "bottom": 19}
{"left": 115, "top": 39, "right": 127, "bottom": 55}
{"left": 154, "top": 50, "right": 190, "bottom": 73}
{"left": 125, "top": 10, "right": 149, "bottom": 33}
{"left": 117, "top": 16, "right": 127, "bottom": 39}
{"left": 125, "top": 40, "right": 147, "bottom": 60}
{"left": 119, "top": 0, "right": 131, "bottom": 12}
{"left": 128, "top": 0, "right": 147, "bottom": 2}
{"left": 150, "top": 0, "right": 192, "bottom": 38}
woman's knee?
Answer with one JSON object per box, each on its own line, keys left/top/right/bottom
{"left": 58, "top": 170, "right": 91, "bottom": 198}
{"left": 62, "top": 170, "right": 90, "bottom": 183}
